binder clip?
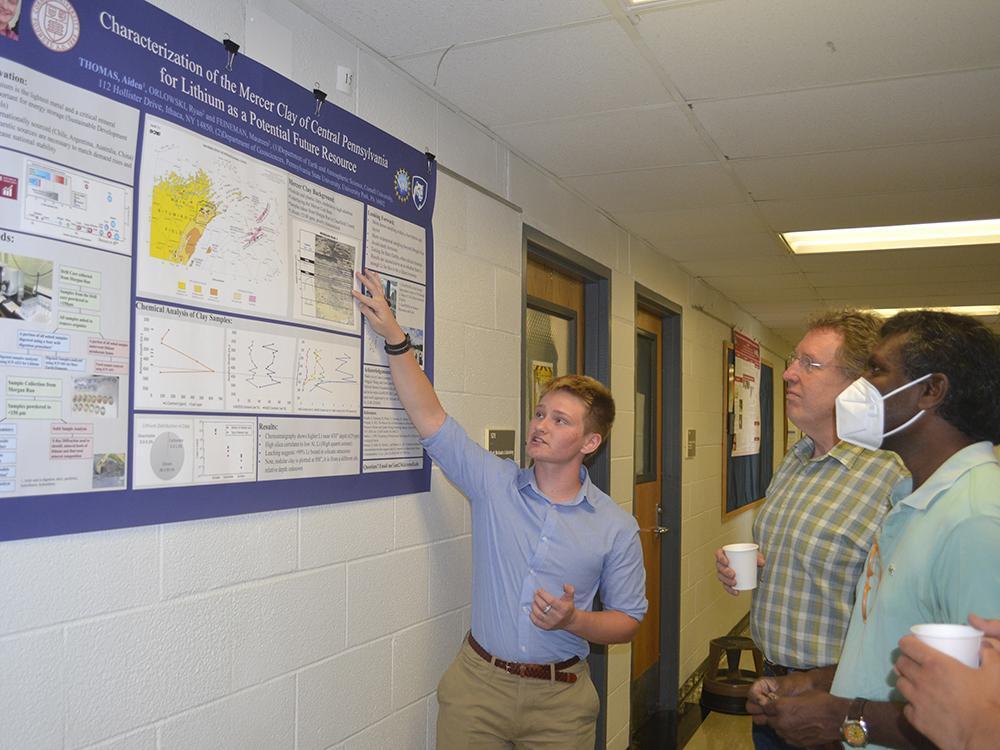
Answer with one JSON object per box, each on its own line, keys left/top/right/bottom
{"left": 424, "top": 150, "right": 436, "bottom": 172}
{"left": 313, "top": 84, "right": 327, "bottom": 117}
{"left": 223, "top": 36, "right": 240, "bottom": 72}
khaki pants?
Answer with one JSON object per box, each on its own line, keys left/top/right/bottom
{"left": 436, "top": 638, "right": 600, "bottom": 749}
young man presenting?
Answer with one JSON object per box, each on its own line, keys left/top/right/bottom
{"left": 353, "top": 269, "right": 646, "bottom": 748}
{"left": 746, "top": 311, "right": 1000, "bottom": 750}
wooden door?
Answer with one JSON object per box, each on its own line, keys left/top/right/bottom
{"left": 632, "top": 308, "right": 663, "bottom": 710}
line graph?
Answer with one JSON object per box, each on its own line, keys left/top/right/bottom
{"left": 226, "top": 329, "right": 295, "bottom": 412}
{"left": 135, "top": 313, "right": 225, "bottom": 410}
{"left": 294, "top": 337, "right": 361, "bottom": 415}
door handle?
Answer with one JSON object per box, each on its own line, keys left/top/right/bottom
{"left": 642, "top": 526, "right": 670, "bottom": 536}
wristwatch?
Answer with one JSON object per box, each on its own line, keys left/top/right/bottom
{"left": 841, "top": 697, "right": 869, "bottom": 747}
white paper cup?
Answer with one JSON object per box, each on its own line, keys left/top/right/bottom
{"left": 910, "top": 623, "right": 984, "bottom": 668}
{"left": 723, "top": 543, "right": 759, "bottom": 591}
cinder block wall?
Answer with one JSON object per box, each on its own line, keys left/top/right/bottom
{"left": 0, "top": 1, "right": 791, "bottom": 748}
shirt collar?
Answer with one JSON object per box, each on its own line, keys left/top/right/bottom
{"left": 893, "top": 441, "right": 999, "bottom": 510}
{"left": 793, "top": 436, "right": 877, "bottom": 470}
{"left": 517, "top": 464, "right": 596, "bottom": 508}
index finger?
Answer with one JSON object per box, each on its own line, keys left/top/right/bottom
{"left": 969, "top": 613, "right": 1000, "bottom": 638}
{"left": 897, "top": 634, "right": 933, "bottom": 662}
{"left": 533, "top": 588, "right": 556, "bottom": 608}
{"left": 355, "top": 268, "right": 382, "bottom": 295}
{"left": 893, "top": 651, "right": 920, "bottom": 679}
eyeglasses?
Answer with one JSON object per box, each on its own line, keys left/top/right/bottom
{"left": 784, "top": 351, "right": 836, "bottom": 375}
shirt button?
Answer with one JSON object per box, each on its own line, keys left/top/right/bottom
{"left": 521, "top": 646, "right": 527, "bottom": 652}
{"left": 541, "top": 536, "right": 547, "bottom": 542}
{"left": 529, "top": 569, "right": 534, "bottom": 575}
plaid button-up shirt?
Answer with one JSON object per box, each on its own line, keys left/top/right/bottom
{"left": 750, "top": 437, "right": 906, "bottom": 668}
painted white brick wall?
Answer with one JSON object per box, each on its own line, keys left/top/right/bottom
{"left": 0, "top": 2, "right": 796, "bottom": 747}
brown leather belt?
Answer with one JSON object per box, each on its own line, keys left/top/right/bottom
{"left": 764, "top": 659, "right": 799, "bottom": 676}
{"left": 467, "top": 633, "right": 579, "bottom": 683}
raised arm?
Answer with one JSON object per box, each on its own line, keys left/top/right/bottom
{"left": 353, "top": 269, "right": 445, "bottom": 438}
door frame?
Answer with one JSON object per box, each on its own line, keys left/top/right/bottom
{"left": 522, "top": 225, "right": 611, "bottom": 749}
{"left": 635, "top": 285, "right": 683, "bottom": 717}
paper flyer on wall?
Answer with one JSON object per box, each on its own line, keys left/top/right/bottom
{"left": 0, "top": 0, "right": 435, "bottom": 541}
{"left": 731, "top": 331, "right": 761, "bottom": 457}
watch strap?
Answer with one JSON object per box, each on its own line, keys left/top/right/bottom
{"left": 384, "top": 332, "right": 411, "bottom": 355}
{"left": 848, "top": 697, "right": 868, "bottom": 720}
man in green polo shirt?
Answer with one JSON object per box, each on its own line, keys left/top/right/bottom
{"left": 745, "top": 310, "right": 1000, "bottom": 750}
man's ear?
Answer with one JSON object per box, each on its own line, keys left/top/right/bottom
{"left": 580, "top": 432, "right": 602, "bottom": 457}
{"left": 917, "top": 373, "right": 949, "bottom": 412}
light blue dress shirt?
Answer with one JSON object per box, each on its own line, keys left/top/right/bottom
{"left": 422, "top": 416, "right": 647, "bottom": 663}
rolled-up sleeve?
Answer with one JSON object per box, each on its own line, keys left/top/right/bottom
{"left": 599, "top": 519, "right": 648, "bottom": 622}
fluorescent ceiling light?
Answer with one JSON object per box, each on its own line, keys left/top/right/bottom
{"left": 781, "top": 219, "right": 1000, "bottom": 255}
{"left": 624, "top": 0, "right": 703, "bottom": 7}
{"left": 865, "top": 305, "right": 1000, "bottom": 318}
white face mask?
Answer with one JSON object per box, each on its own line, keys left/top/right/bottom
{"left": 835, "top": 373, "right": 932, "bottom": 450}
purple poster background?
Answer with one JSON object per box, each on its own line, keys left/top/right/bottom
{"left": 0, "top": 0, "right": 436, "bottom": 541}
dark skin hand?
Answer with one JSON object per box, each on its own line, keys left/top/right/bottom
{"left": 747, "top": 668, "right": 843, "bottom": 748}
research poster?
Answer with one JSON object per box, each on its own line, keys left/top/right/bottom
{"left": 0, "top": 0, "right": 435, "bottom": 541}
{"left": 731, "top": 331, "right": 761, "bottom": 457}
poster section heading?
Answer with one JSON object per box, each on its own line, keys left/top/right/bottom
{"left": 4, "top": 1, "right": 435, "bottom": 223}
{"left": 0, "top": 0, "right": 435, "bottom": 540}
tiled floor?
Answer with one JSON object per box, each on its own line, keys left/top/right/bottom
{"left": 683, "top": 712, "right": 754, "bottom": 750}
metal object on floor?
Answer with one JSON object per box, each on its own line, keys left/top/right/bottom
{"left": 700, "top": 636, "right": 763, "bottom": 716}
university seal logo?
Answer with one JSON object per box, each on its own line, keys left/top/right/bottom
{"left": 31, "top": 0, "right": 80, "bottom": 52}
{"left": 412, "top": 176, "right": 428, "bottom": 211}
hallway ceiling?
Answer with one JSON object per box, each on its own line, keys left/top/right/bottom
{"left": 296, "top": 0, "right": 1000, "bottom": 343}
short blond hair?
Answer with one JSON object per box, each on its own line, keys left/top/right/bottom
{"left": 806, "top": 309, "right": 884, "bottom": 377}
{"left": 539, "top": 374, "right": 616, "bottom": 445}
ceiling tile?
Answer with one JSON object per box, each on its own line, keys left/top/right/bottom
{"left": 396, "top": 20, "right": 670, "bottom": 127}
{"left": 296, "top": 0, "right": 610, "bottom": 58}
{"left": 494, "top": 105, "right": 715, "bottom": 177}
{"left": 661, "top": 235, "right": 795, "bottom": 264}
{"left": 758, "top": 187, "right": 1000, "bottom": 232}
{"left": 715, "top": 283, "right": 821, "bottom": 304}
{"left": 694, "top": 68, "right": 1000, "bottom": 158}
{"left": 565, "top": 163, "right": 744, "bottom": 213}
{"left": 612, "top": 204, "right": 771, "bottom": 250}
{"left": 824, "top": 291, "right": 1000, "bottom": 311}
{"left": 816, "top": 280, "right": 1000, "bottom": 299}
{"left": 742, "top": 301, "right": 838, "bottom": 319}
{"left": 804, "top": 264, "right": 1000, "bottom": 288}
{"left": 705, "top": 272, "right": 813, "bottom": 296}
{"left": 795, "top": 244, "right": 1000, "bottom": 273}
{"left": 734, "top": 138, "right": 1000, "bottom": 201}
{"left": 680, "top": 254, "right": 802, "bottom": 278}
{"left": 634, "top": 0, "right": 1000, "bottom": 100}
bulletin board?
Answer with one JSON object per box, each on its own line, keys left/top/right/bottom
{"left": 0, "top": 0, "right": 435, "bottom": 540}
{"left": 722, "top": 343, "right": 774, "bottom": 518}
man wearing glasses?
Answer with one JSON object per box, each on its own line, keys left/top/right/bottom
{"left": 746, "top": 310, "right": 1000, "bottom": 750}
{"left": 715, "top": 310, "right": 906, "bottom": 750}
